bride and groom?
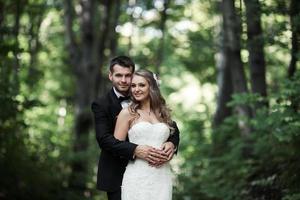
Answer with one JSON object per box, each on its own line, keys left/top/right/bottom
{"left": 91, "top": 56, "right": 180, "bottom": 200}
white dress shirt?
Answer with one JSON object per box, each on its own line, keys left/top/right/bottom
{"left": 113, "top": 87, "right": 131, "bottom": 108}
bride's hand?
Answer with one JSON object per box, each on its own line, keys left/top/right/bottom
{"left": 149, "top": 142, "right": 175, "bottom": 168}
{"left": 134, "top": 145, "right": 168, "bottom": 164}
{"left": 147, "top": 148, "right": 168, "bottom": 165}
{"left": 161, "top": 142, "right": 175, "bottom": 161}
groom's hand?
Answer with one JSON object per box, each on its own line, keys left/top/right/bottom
{"left": 134, "top": 145, "right": 168, "bottom": 165}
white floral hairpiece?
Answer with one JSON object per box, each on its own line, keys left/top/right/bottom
{"left": 153, "top": 73, "right": 162, "bottom": 87}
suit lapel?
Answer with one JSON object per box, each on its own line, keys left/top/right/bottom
{"left": 109, "top": 89, "right": 122, "bottom": 122}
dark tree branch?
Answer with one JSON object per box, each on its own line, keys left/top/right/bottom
{"left": 94, "top": 0, "right": 112, "bottom": 98}
{"left": 244, "top": 0, "right": 268, "bottom": 110}
{"left": 64, "top": 0, "right": 80, "bottom": 73}
{"left": 12, "top": 0, "right": 22, "bottom": 95}
{"left": 214, "top": 22, "right": 233, "bottom": 127}
{"left": 222, "top": 0, "right": 252, "bottom": 136}
{"left": 109, "top": 0, "right": 121, "bottom": 58}
{"left": 288, "top": 0, "right": 300, "bottom": 78}
{"left": 155, "top": 0, "right": 170, "bottom": 74}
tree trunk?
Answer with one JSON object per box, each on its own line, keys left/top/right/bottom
{"left": 127, "top": 0, "right": 136, "bottom": 55}
{"left": 222, "top": 0, "right": 252, "bottom": 136}
{"left": 65, "top": 0, "right": 119, "bottom": 192}
{"left": 288, "top": 0, "right": 300, "bottom": 78}
{"left": 244, "top": 0, "right": 267, "bottom": 111}
{"left": 27, "top": 11, "right": 43, "bottom": 88}
{"left": 109, "top": 0, "right": 121, "bottom": 58}
{"left": 155, "top": 0, "right": 169, "bottom": 74}
{"left": 0, "top": 2, "right": 4, "bottom": 30}
{"left": 95, "top": 0, "right": 113, "bottom": 98}
{"left": 12, "top": 0, "right": 22, "bottom": 95}
{"left": 64, "top": 0, "right": 80, "bottom": 67}
{"left": 213, "top": 21, "right": 233, "bottom": 127}
{"left": 64, "top": 0, "right": 97, "bottom": 192}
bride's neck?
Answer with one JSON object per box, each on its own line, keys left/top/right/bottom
{"left": 140, "top": 99, "right": 151, "bottom": 111}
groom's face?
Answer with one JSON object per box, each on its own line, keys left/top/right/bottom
{"left": 109, "top": 64, "right": 133, "bottom": 95}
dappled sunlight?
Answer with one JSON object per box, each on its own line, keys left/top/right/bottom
{"left": 142, "top": 9, "right": 160, "bottom": 21}
{"left": 173, "top": 20, "right": 199, "bottom": 32}
{"left": 166, "top": 71, "right": 216, "bottom": 114}
{"left": 241, "top": 49, "right": 249, "bottom": 63}
{"left": 128, "top": 6, "right": 143, "bottom": 19}
{"left": 266, "top": 45, "right": 290, "bottom": 62}
{"left": 2, "top": 0, "right": 299, "bottom": 199}
{"left": 58, "top": 106, "right": 67, "bottom": 117}
{"left": 163, "top": 69, "right": 217, "bottom": 151}
{"left": 116, "top": 22, "right": 135, "bottom": 37}
{"left": 40, "top": 10, "right": 63, "bottom": 43}
{"left": 40, "top": 12, "right": 54, "bottom": 41}
{"left": 169, "top": 78, "right": 201, "bottom": 110}
{"left": 154, "top": 0, "right": 165, "bottom": 11}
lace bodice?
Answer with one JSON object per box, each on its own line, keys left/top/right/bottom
{"left": 128, "top": 121, "right": 170, "bottom": 148}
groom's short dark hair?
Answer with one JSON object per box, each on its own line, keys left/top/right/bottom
{"left": 109, "top": 56, "right": 135, "bottom": 73}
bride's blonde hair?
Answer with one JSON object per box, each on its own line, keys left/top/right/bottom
{"left": 129, "top": 69, "right": 173, "bottom": 128}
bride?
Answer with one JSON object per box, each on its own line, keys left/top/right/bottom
{"left": 114, "top": 69, "right": 176, "bottom": 200}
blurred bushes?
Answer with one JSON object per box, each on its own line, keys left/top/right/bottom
{"left": 174, "top": 72, "right": 300, "bottom": 200}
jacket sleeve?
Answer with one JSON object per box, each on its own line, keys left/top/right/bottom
{"left": 91, "top": 101, "right": 137, "bottom": 160}
{"left": 167, "top": 121, "right": 180, "bottom": 153}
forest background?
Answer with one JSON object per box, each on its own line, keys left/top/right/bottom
{"left": 1, "top": 0, "right": 300, "bottom": 199}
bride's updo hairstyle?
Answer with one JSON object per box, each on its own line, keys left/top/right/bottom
{"left": 129, "top": 69, "right": 173, "bottom": 129}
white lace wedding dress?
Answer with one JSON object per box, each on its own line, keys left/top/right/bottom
{"left": 121, "top": 121, "right": 173, "bottom": 200}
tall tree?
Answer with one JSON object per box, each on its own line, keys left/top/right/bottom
{"left": 155, "top": 0, "right": 169, "bottom": 74}
{"left": 213, "top": 16, "right": 233, "bottom": 127}
{"left": 64, "top": 0, "right": 97, "bottom": 191}
{"left": 0, "top": 2, "right": 3, "bottom": 28}
{"left": 244, "top": 0, "right": 267, "bottom": 110}
{"left": 12, "top": 0, "right": 22, "bottom": 93}
{"left": 108, "top": 0, "right": 121, "bottom": 58}
{"left": 288, "top": 0, "right": 300, "bottom": 78}
{"left": 222, "top": 0, "right": 252, "bottom": 136}
{"left": 92, "top": 0, "right": 117, "bottom": 97}
{"left": 26, "top": 4, "right": 45, "bottom": 88}
{"left": 64, "top": 0, "right": 120, "bottom": 192}
{"left": 127, "top": 0, "right": 136, "bottom": 55}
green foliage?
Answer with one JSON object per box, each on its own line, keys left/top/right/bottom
{"left": 1, "top": 0, "right": 300, "bottom": 199}
{"left": 0, "top": 1, "right": 102, "bottom": 199}
{"left": 173, "top": 105, "right": 212, "bottom": 200}
{"left": 173, "top": 72, "right": 300, "bottom": 200}
{"left": 250, "top": 74, "right": 300, "bottom": 199}
{"left": 198, "top": 73, "right": 300, "bottom": 200}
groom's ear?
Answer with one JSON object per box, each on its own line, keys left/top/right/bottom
{"left": 108, "top": 71, "right": 113, "bottom": 81}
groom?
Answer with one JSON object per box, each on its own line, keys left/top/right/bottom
{"left": 91, "top": 55, "right": 180, "bottom": 200}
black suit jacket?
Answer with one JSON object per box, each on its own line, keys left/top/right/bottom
{"left": 91, "top": 88, "right": 180, "bottom": 192}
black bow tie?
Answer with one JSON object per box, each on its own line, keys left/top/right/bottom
{"left": 118, "top": 96, "right": 130, "bottom": 102}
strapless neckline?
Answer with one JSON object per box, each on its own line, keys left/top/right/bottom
{"left": 130, "top": 121, "right": 166, "bottom": 130}
{"left": 127, "top": 121, "right": 170, "bottom": 149}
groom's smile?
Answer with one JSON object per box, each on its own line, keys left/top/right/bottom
{"left": 109, "top": 64, "right": 133, "bottom": 95}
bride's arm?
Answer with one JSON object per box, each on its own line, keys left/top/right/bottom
{"left": 114, "top": 108, "right": 131, "bottom": 141}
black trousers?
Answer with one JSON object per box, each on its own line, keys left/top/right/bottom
{"left": 107, "top": 189, "right": 121, "bottom": 200}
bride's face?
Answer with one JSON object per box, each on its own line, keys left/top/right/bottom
{"left": 131, "top": 75, "right": 150, "bottom": 102}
